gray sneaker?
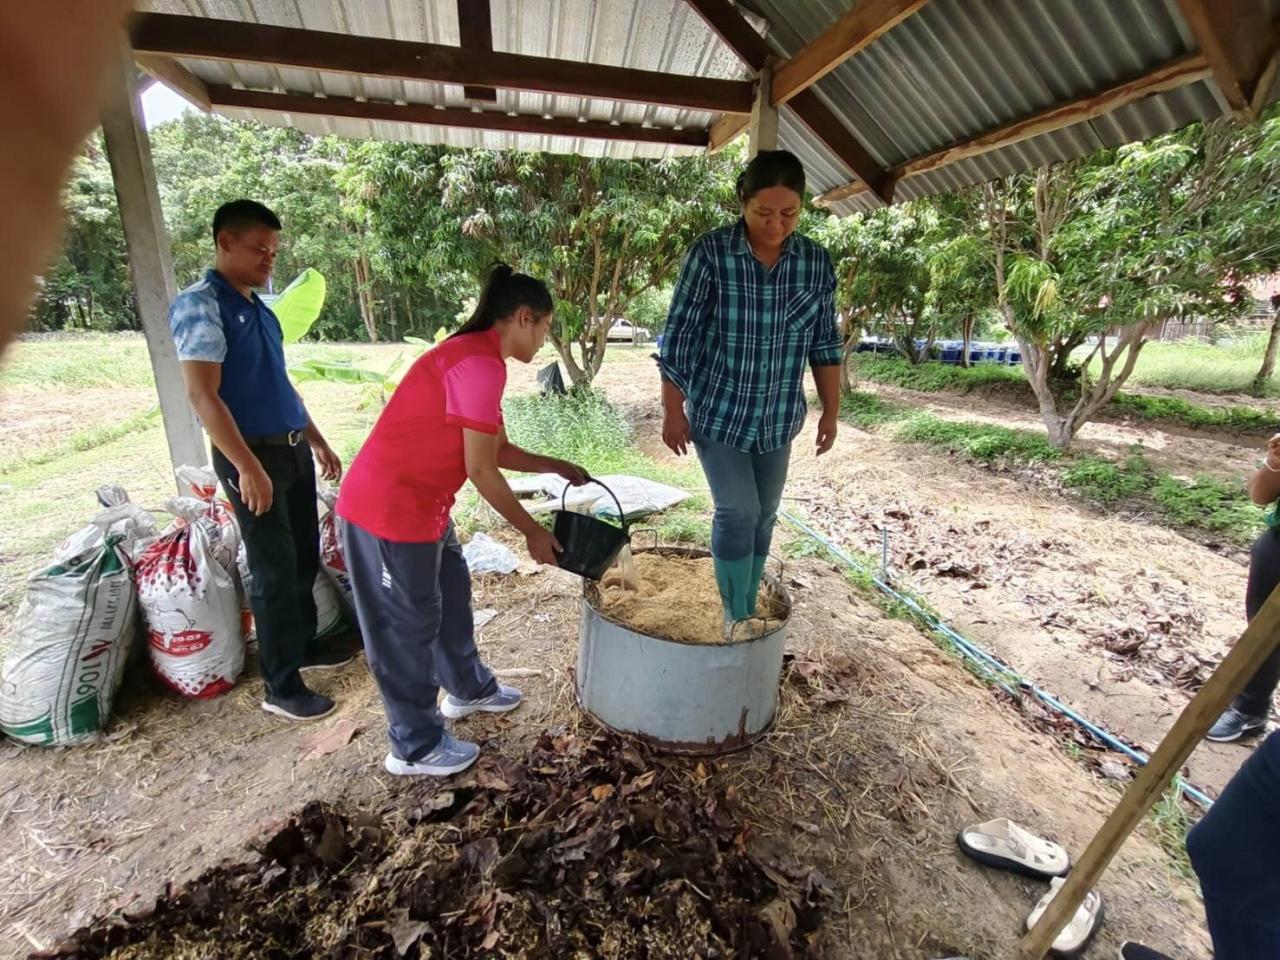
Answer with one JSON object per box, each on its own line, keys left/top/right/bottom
{"left": 1206, "top": 706, "right": 1268, "bottom": 743}
{"left": 440, "top": 683, "right": 523, "bottom": 719}
{"left": 383, "top": 733, "right": 479, "bottom": 777}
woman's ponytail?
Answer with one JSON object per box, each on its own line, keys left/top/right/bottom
{"left": 451, "top": 262, "right": 553, "bottom": 338}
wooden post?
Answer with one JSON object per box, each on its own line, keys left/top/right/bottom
{"left": 100, "top": 33, "right": 206, "bottom": 482}
{"left": 748, "top": 64, "right": 778, "bottom": 157}
{"left": 1018, "top": 582, "right": 1280, "bottom": 958}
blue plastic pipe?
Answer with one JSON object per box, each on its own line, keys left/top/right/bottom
{"left": 780, "top": 510, "right": 1214, "bottom": 810}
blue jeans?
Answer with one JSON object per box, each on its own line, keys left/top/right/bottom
{"left": 1186, "top": 730, "right": 1280, "bottom": 959}
{"left": 693, "top": 429, "right": 791, "bottom": 619}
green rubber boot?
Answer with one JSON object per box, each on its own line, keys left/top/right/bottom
{"left": 745, "top": 555, "right": 768, "bottom": 615}
{"left": 712, "top": 555, "right": 756, "bottom": 622}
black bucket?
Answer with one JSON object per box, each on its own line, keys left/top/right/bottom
{"left": 552, "top": 478, "right": 630, "bottom": 580}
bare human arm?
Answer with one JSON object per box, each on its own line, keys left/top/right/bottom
{"left": 661, "top": 380, "right": 691, "bottom": 456}
{"left": 180, "top": 360, "right": 273, "bottom": 514}
{"left": 464, "top": 427, "right": 563, "bottom": 565}
{"left": 495, "top": 426, "right": 588, "bottom": 484}
{"left": 1248, "top": 434, "right": 1280, "bottom": 505}
{"left": 812, "top": 364, "right": 841, "bottom": 456}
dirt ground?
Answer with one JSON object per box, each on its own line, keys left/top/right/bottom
{"left": 864, "top": 380, "right": 1268, "bottom": 485}
{"left": 580, "top": 361, "right": 1262, "bottom": 803}
{"left": 0, "top": 348, "right": 1261, "bottom": 958}
{"left": 0, "top": 552, "right": 1208, "bottom": 959}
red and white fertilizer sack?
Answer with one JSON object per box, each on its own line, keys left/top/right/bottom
{"left": 136, "top": 497, "right": 243, "bottom": 699}
{"left": 236, "top": 488, "right": 353, "bottom": 647}
{"left": 0, "top": 510, "right": 141, "bottom": 746}
{"left": 317, "top": 487, "right": 354, "bottom": 609}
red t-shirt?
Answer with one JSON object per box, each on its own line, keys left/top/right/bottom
{"left": 337, "top": 328, "right": 506, "bottom": 542}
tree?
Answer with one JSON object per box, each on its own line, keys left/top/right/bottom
{"left": 816, "top": 201, "right": 979, "bottom": 391}
{"left": 30, "top": 136, "right": 135, "bottom": 331}
{"left": 1253, "top": 294, "right": 1280, "bottom": 394}
{"left": 977, "top": 112, "right": 1280, "bottom": 449}
{"left": 436, "top": 148, "right": 737, "bottom": 385}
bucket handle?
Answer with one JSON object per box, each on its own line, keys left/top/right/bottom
{"left": 560, "top": 475, "right": 629, "bottom": 533}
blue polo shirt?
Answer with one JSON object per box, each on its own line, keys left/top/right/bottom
{"left": 168, "top": 269, "right": 307, "bottom": 438}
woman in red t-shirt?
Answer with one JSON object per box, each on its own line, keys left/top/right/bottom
{"left": 337, "top": 264, "right": 586, "bottom": 778}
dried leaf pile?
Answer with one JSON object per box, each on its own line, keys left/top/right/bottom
{"left": 39, "top": 731, "right": 828, "bottom": 960}
{"left": 596, "top": 554, "right": 787, "bottom": 645}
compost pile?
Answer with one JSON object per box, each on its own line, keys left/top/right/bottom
{"left": 38, "top": 731, "right": 827, "bottom": 960}
{"left": 597, "top": 554, "right": 787, "bottom": 645}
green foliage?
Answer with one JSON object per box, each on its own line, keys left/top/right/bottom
{"left": 856, "top": 356, "right": 1023, "bottom": 392}
{"left": 894, "top": 414, "right": 1063, "bottom": 464}
{"left": 627, "top": 286, "right": 673, "bottom": 332}
{"left": 1149, "top": 789, "right": 1197, "bottom": 882}
{"left": 0, "top": 337, "right": 155, "bottom": 388}
{"left": 1149, "top": 473, "right": 1262, "bottom": 537}
{"left": 436, "top": 147, "right": 739, "bottom": 383}
{"left": 502, "top": 390, "right": 645, "bottom": 476}
{"left": 29, "top": 137, "right": 135, "bottom": 332}
{"left": 1061, "top": 456, "right": 1152, "bottom": 504}
{"left": 838, "top": 390, "right": 906, "bottom": 429}
{"left": 1099, "top": 335, "right": 1280, "bottom": 397}
{"left": 1109, "top": 392, "right": 1280, "bottom": 431}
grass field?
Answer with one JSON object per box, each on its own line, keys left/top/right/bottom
{"left": 0, "top": 336, "right": 678, "bottom": 635}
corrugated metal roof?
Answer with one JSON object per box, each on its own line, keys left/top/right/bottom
{"left": 136, "top": 0, "right": 749, "bottom": 159}
{"left": 748, "top": 0, "right": 1251, "bottom": 215}
{"left": 135, "top": 0, "right": 1277, "bottom": 209}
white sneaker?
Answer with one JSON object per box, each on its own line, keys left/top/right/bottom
{"left": 383, "top": 733, "right": 479, "bottom": 777}
{"left": 440, "top": 683, "right": 523, "bottom": 719}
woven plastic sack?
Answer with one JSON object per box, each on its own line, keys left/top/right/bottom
{"left": 0, "top": 524, "right": 137, "bottom": 746}
{"left": 137, "top": 499, "right": 243, "bottom": 699}
{"left": 235, "top": 541, "right": 256, "bottom": 643}
{"left": 174, "top": 465, "right": 240, "bottom": 571}
{"left": 317, "top": 487, "right": 354, "bottom": 609}
{"left": 55, "top": 486, "right": 157, "bottom": 563}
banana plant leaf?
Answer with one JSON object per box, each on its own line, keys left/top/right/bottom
{"left": 273, "top": 268, "right": 327, "bottom": 344}
{"left": 288, "top": 357, "right": 386, "bottom": 385}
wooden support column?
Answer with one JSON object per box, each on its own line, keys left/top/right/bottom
{"left": 101, "top": 34, "right": 206, "bottom": 481}
{"left": 1018, "top": 581, "right": 1280, "bottom": 957}
{"left": 748, "top": 64, "right": 778, "bottom": 157}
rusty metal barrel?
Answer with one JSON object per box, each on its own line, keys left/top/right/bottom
{"left": 574, "top": 547, "right": 789, "bottom": 755}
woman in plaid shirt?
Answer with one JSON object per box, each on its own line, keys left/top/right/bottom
{"left": 658, "top": 150, "right": 843, "bottom": 631}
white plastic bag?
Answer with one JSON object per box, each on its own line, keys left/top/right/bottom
{"left": 0, "top": 524, "right": 138, "bottom": 746}
{"left": 463, "top": 532, "right": 520, "bottom": 575}
{"left": 55, "top": 487, "right": 156, "bottom": 563}
{"left": 136, "top": 500, "right": 243, "bottom": 699}
{"left": 524, "top": 474, "right": 691, "bottom": 521}
{"left": 174, "top": 465, "right": 240, "bottom": 571}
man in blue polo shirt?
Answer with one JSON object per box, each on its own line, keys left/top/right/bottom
{"left": 169, "top": 199, "right": 350, "bottom": 721}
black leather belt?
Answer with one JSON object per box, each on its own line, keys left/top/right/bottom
{"left": 244, "top": 429, "right": 306, "bottom": 447}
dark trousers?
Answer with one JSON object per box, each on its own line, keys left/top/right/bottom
{"left": 213, "top": 443, "right": 318, "bottom": 698}
{"left": 341, "top": 519, "right": 497, "bottom": 762}
{"left": 1186, "top": 730, "right": 1280, "bottom": 959}
{"left": 1234, "top": 528, "right": 1280, "bottom": 717}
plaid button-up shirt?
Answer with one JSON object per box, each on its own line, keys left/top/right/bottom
{"left": 659, "top": 220, "right": 842, "bottom": 453}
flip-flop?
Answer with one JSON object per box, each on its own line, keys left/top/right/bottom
{"left": 1024, "top": 877, "right": 1105, "bottom": 959}
{"left": 956, "top": 818, "right": 1071, "bottom": 879}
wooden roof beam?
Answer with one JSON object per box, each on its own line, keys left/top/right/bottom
{"left": 131, "top": 12, "right": 754, "bottom": 115}
{"left": 815, "top": 52, "right": 1214, "bottom": 208}
{"left": 771, "top": 0, "right": 929, "bottom": 106}
{"left": 683, "top": 0, "right": 893, "bottom": 203}
{"left": 207, "top": 86, "right": 710, "bottom": 147}
{"left": 457, "top": 0, "right": 497, "bottom": 104}
{"left": 1176, "top": 0, "right": 1275, "bottom": 120}
{"left": 134, "top": 53, "right": 212, "bottom": 112}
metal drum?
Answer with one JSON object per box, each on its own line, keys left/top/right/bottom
{"left": 575, "top": 547, "right": 790, "bottom": 755}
